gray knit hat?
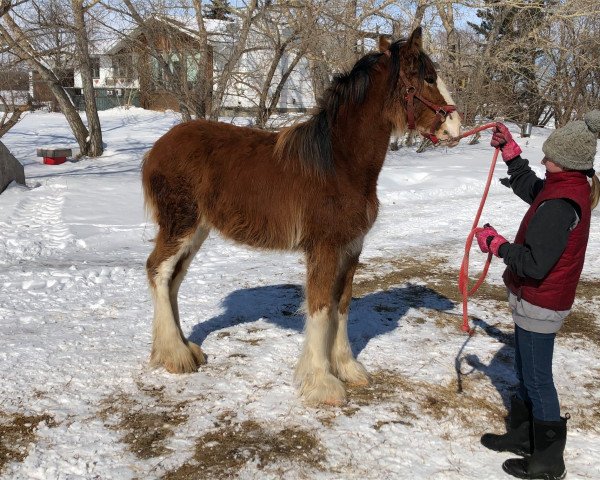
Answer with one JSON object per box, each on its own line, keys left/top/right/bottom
{"left": 542, "top": 110, "right": 600, "bottom": 170}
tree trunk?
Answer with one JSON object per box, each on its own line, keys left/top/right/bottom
{"left": 209, "top": 0, "right": 260, "bottom": 121}
{"left": 0, "top": 100, "right": 29, "bottom": 138}
{"left": 309, "top": 56, "right": 330, "bottom": 103}
{"left": 0, "top": 20, "right": 92, "bottom": 155}
{"left": 412, "top": 0, "right": 429, "bottom": 30}
{"left": 192, "top": 0, "right": 214, "bottom": 119}
{"left": 435, "top": 1, "right": 459, "bottom": 92}
{"left": 71, "top": 0, "right": 103, "bottom": 157}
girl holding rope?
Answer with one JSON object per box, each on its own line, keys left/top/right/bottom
{"left": 475, "top": 111, "right": 600, "bottom": 480}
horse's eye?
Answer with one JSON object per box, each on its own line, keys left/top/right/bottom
{"left": 425, "top": 76, "right": 436, "bottom": 85}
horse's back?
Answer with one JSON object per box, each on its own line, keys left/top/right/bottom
{"left": 144, "top": 119, "right": 275, "bottom": 171}
{"left": 142, "top": 119, "right": 311, "bottom": 249}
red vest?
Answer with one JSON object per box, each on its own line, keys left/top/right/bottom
{"left": 503, "top": 171, "right": 591, "bottom": 310}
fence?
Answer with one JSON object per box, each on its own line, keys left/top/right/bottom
{"left": 64, "top": 87, "right": 141, "bottom": 111}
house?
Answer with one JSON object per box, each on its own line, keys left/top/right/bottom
{"left": 72, "top": 16, "right": 317, "bottom": 114}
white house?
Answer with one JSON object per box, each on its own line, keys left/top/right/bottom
{"left": 73, "top": 16, "right": 317, "bottom": 113}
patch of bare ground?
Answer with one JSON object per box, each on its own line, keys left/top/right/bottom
{"left": 164, "top": 412, "right": 326, "bottom": 480}
{"left": 0, "top": 412, "right": 55, "bottom": 473}
{"left": 359, "top": 254, "right": 600, "bottom": 346}
{"left": 346, "top": 370, "right": 505, "bottom": 431}
{"left": 559, "top": 279, "right": 600, "bottom": 346}
{"left": 355, "top": 255, "right": 507, "bottom": 305}
{"left": 570, "top": 401, "right": 600, "bottom": 433}
{"left": 99, "top": 384, "right": 189, "bottom": 460}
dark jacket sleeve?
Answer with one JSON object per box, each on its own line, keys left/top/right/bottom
{"left": 498, "top": 200, "right": 578, "bottom": 280}
{"left": 505, "top": 156, "right": 544, "bottom": 204}
{"left": 497, "top": 156, "right": 579, "bottom": 279}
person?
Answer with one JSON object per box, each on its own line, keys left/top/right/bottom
{"left": 475, "top": 111, "right": 600, "bottom": 480}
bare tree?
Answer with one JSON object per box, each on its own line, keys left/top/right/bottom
{"left": 71, "top": 0, "right": 104, "bottom": 155}
{"left": 1, "top": 0, "right": 104, "bottom": 156}
{"left": 0, "top": 43, "right": 30, "bottom": 138}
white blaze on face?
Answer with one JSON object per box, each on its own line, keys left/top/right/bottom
{"left": 435, "top": 76, "right": 461, "bottom": 139}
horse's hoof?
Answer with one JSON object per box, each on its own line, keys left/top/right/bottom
{"left": 151, "top": 342, "right": 199, "bottom": 374}
{"left": 187, "top": 341, "right": 206, "bottom": 366}
{"left": 334, "top": 359, "right": 371, "bottom": 386}
{"left": 300, "top": 374, "right": 347, "bottom": 406}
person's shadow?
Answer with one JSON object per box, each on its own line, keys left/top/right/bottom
{"left": 189, "top": 282, "right": 455, "bottom": 357}
{"left": 461, "top": 318, "right": 517, "bottom": 411}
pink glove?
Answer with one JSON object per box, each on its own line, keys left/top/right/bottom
{"left": 476, "top": 224, "right": 508, "bottom": 257}
{"left": 491, "top": 123, "right": 522, "bottom": 162}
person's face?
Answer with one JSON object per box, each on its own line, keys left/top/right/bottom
{"left": 541, "top": 156, "right": 564, "bottom": 173}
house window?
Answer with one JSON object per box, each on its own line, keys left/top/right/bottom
{"left": 113, "top": 55, "right": 132, "bottom": 79}
{"left": 170, "top": 54, "right": 182, "bottom": 78}
{"left": 91, "top": 57, "right": 100, "bottom": 79}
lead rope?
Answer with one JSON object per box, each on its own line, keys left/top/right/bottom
{"left": 454, "top": 122, "right": 500, "bottom": 334}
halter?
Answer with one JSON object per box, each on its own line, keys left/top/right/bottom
{"left": 400, "top": 71, "right": 457, "bottom": 144}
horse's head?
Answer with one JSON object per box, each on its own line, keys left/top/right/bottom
{"left": 381, "top": 28, "right": 461, "bottom": 146}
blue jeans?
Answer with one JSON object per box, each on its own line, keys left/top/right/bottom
{"left": 514, "top": 324, "right": 560, "bottom": 421}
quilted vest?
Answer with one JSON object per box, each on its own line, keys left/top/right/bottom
{"left": 503, "top": 171, "right": 591, "bottom": 311}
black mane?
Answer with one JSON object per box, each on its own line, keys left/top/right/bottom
{"left": 276, "top": 39, "right": 433, "bottom": 176}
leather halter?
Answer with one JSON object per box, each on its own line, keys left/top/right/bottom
{"left": 400, "top": 71, "right": 457, "bottom": 144}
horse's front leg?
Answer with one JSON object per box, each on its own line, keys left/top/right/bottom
{"left": 295, "top": 245, "right": 346, "bottom": 406}
{"left": 331, "top": 239, "right": 370, "bottom": 386}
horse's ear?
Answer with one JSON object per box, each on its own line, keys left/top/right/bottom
{"left": 408, "top": 26, "right": 423, "bottom": 51}
{"left": 378, "top": 35, "right": 391, "bottom": 53}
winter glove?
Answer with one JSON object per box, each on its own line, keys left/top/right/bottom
{"left": 490, "top": 123, "right": 522, "bottom": 162}
{"left": 475, "top": 224, "right": 508, "bottom": 257}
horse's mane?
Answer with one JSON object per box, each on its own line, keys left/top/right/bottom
{"left": 275, "top": 38, "right": 435, "bottom": 177}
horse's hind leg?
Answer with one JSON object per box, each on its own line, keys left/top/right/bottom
{"left": 330, "top": 238, "right": 370, "bottom": 386}
{"left": 146, "top": 225, "right": 208, "bottom": 373}
{"left": 168, "top": 225, "right": 210, "bottom": 366}
{"left": 295, "top": 244, "right": 346, "bottom": 406}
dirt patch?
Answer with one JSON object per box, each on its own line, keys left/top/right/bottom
{"left": 359, "top": 255, "right": 600, "bottom": 346}
{"left": 228, "top": 353, "right": 248, "bottom": 359}
{"left": 346, "top": 369, "right": 505, "bottom": 431}
{"left": 571, "top": 401, "right": 600, "bottom": 433}
{"left": 355, "top": 255, "right": 506, "bottom": 304}
{"left": 238, "top": 338, "right": 262, "bottom": 346}
{"left": 246, "top": 327, "right": 266, "bottom": 334}
{"left": 560, "top": 280, "right": 600, "bottom": 346}
{"left": 561, "top": 309, "right": 600, "bottom": 346}
{"left": 575, "top": 279, "right": 600, "bottom": 301}
{"left": 0, "top": 412, "right": 55, "bottom": 473}
{"left": 164, "top": 412, "right": 326, "bottom": 479}
{"left": 99, "top": 386, "right": 188, "bottom": 460}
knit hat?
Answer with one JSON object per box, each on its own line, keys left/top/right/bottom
{"left": 542, "top": 110, "right": 600, "bottom": 171}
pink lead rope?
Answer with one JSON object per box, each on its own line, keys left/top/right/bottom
{"left": 453, "top": 122, "right": 501, "bottom": 334}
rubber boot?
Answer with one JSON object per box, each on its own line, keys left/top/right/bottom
{"left": 481, "top": 396, "right": 531, "bottom": 456}
{"left": 502, "top": 416, "right": 567, "bottom": 480}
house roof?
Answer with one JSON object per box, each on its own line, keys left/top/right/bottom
{"left": 101, "top": 16, "right": 235, "bottom": 55}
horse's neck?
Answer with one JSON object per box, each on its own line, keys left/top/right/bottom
{"left": 332, "top": 77, "right": 394, "bottom": 174}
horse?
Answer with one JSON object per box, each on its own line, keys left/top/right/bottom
{"left": 141, "top": 27, "right": 461, "bottom": 406}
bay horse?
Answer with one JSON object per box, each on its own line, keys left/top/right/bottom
{"left": 141, "top": 27, "right": 461, "bottom": 406}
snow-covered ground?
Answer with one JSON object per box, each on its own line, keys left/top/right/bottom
{"left": 1, "top": 109, "right": 599, "bottom": 479}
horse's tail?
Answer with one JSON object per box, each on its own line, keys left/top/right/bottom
{"left": 141, "top": 150, "right": 158, "bottom": 225}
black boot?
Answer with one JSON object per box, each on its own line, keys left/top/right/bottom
{"left": 502, "top": 416, "right": 567, "bottom": 479}
{"left": 481, "top": 396, "right": 532, "bottom": 456}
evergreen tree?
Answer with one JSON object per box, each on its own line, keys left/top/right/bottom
{"left": 204, "top": 0, "right": 231, "bottom": 20}
{"left": 468, "top": 0, "right": 551, "bottom": 124}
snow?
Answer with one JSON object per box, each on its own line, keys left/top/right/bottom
{"left": 1, "top": 108, "right": 599, "bottom": 479}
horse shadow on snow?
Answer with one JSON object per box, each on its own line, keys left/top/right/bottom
{"left": 189, "top": 282, "right": 455, "bottom": 357}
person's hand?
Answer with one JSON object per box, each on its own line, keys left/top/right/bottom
{"left": 475, "top": 224, "right": 508, "bottom": 257}
{"left": 490, "top": 123, "right": 522, "bottom": 162}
